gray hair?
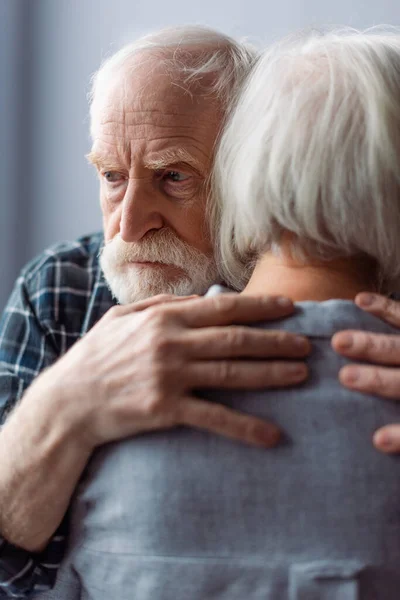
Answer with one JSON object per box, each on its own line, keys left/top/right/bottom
{"left": 213, "top": 28, "right": 400, "bottom": 292}
{"left": 89, "top": 25, "right": 258, "bottom": 138}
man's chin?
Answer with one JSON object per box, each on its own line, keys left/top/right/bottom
{"left": 103, "top": 271, "right": 196, "bottom": 305}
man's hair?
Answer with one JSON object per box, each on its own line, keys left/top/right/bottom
{"left": 89, "top": 25, "right": 258, "bottom": 138}
{"left": 213, "top": 27, "right": 400, "bottom": 292}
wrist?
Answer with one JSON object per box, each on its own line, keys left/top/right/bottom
{"left": 0, "top": 373, "right": 93, "bottom": 551}
{"left": 24, "top": 366, "right": 96, "bottom": 454}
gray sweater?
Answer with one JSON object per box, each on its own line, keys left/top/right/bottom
{"left": 40, "top": 300, "right": 400, "bottom": 600}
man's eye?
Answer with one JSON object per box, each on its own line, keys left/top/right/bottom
{"left": 163, "top": 171, "right": 191, "bottom": 183}
{"left": 103, "top": 171, "right": 125, "bottom": 183}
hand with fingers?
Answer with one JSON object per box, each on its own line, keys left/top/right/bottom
{"left": 332, "top": 293, "right": 400, "bottom": 454}
{"left": 44, "top": 292, "right": 311, "bottom": 451}
{"left": 1, "top": 291, "right": 311, "bottom": 553}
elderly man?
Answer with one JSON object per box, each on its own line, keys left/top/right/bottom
{"left": 0, "top": 26, "right": 309, "bottom": 597}
{"left": 1, "top": 24, "right": 400, "bottom": 598}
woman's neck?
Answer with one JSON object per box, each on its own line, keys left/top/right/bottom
{"left": 242, "top": 251, "right": 378, "bottom": 302}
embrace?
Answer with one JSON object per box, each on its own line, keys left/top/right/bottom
{"left": 2, "top": 24, "right": 400, "bottom": 600}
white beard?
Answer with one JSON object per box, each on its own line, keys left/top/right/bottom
{"left": 100, "top": 230, "right": 219, "bottom": 305}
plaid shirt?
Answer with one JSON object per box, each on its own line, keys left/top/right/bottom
{"left": 0, "top": 232, "right": 115, "bottom": 597}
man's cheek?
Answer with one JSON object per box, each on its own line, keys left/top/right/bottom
{"left": 163, "top": 180, "right": 202, "bottom": 202}
{"left": 101, "top": 200, "right": 122, "bottom": 242}
{"left": 100, "top": 179, "right": 126, "bottom": 209}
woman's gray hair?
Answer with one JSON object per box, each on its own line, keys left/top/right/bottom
{"left": 213, "top": 27, "right": 400, "bottom": 292}
{"left": 89, "top": 25, "right": 258, "bottom": 138}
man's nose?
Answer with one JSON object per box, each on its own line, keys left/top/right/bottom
{"left": 119, "top": 179, "right": 164, "bottom": 243}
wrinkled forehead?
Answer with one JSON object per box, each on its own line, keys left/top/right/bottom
{"left": 90, "top": 55, "right": 222, "bottom": 140}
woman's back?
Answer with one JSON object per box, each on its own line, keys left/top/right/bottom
{"left": 43, "top": 300, "right": 400, "bottom": 600}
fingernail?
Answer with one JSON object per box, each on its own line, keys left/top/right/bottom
{"left": 275, "top": 296, "right": 292, "bottom": 307}
{"left": 374, "top": 430, "right": 394, "bottom": 451}
{"left": 341, "top": 366, "right": 360, "bottom": 385}
{"left": 358, "top": 293, "right": 377, "bottom": 307}
{"left": 336, "top": 333, "right": 354, "bottom": 349}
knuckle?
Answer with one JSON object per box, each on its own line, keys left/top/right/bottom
{"left": 222, "top": 326, "right": 247, "bottom": 350}
{"left": 150, "top": 360, "right": 170, "bottom": 384}
{"left": 381, "top": 296, "right": 393, "bottom": 315}
{"left": 380, "top": 296, "right": 400, "bottom": 321}
{"left": 384, "top": 335, "right": 400, "bottom": 355}
{"left": 363, "top": 333, "right": 377, "bottom": 355}
{"left": 368, "top": 367, "right": 400, "bottom": 398}
{"left": 216, "top": 361, "right": 238, "bottom": 384}
{"left": 145, "top": 356, "right": 183, "bottom": 392}
{"left": 152, "top": 334, "right": 179, "bottom": 360}
{"left": 142, "top": 306, "right": 170, "bottom": 330}
{"left": 364, "top": 333, "right": 399, "bottom": 358}
{"left": 107, "top": 305, "right": 124, "bottom": 319}
{"left": 368, "top": 367, "right": 386, "bottom": 392}
{"left": 211, "top": 294, "right": 238, "bottom": 318}
{"left": 141, "top": 389, "right": 166, "bottom": 417}
{"left": 375, "top": 296, "right": 400, "bottom": 328}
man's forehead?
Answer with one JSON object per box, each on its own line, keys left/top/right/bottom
{"left": 93, "top": 103, "right": 217, "bottom": 136}
{"left": 97, "top": 76, "right": 217, "bottom": 116}
{"left": 91, "top": 58, "right": 222, "bottom": 130}
{"left": 90, "top": 92, "right": 221, "bottom": 162}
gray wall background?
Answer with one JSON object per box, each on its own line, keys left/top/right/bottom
{"left": 1, "top": 0, "right": 400, "bottom": 310}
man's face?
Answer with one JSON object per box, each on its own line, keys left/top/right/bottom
{"left": 88, "top": 61, "right": 220, "bottom": 304}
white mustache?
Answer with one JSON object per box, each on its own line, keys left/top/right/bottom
{"left": 101, "top": 230, "right": 212, "bottom": 271}
{"left": 100, "top": 230, "right": 220, "bottom": 304}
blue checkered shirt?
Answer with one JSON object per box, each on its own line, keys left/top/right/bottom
{"left": 0, "top": 232, "right": 115, "bottom": 597}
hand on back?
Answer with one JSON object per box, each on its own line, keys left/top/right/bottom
{"left": 38, "top": 293, "right": 311, "bottom": 450}
{"left": 333, "top": 293, "right": 400, "bottom": 453}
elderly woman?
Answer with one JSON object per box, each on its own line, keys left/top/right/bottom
{"left": 211, "top": 28, "right": 400, "bottom": 596}
{"left": 40, "top": 30, "right": 400, "bottom": 600}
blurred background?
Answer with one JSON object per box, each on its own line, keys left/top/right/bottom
{"left": 1, "top": 0, "right": 399, "bottom": 310}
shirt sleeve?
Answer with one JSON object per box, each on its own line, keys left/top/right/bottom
{"left": 0, "top": 519, "right": 67, "bottom": 598}
{"left": 0, "top": 273, "right": 66, "bottom": 597}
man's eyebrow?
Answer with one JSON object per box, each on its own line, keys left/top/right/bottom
{"left": 144, "top": 148, "right": 203, "bottom": 172}
{"left": 86, "top": 151, "right": 123, "bottom": 169}
{"left": 87, "top": 148, "right": 204, "bottom": 173}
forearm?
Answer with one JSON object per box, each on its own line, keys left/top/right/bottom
{"left": 0, "top": 378, "right": 92, "bottom": 552}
